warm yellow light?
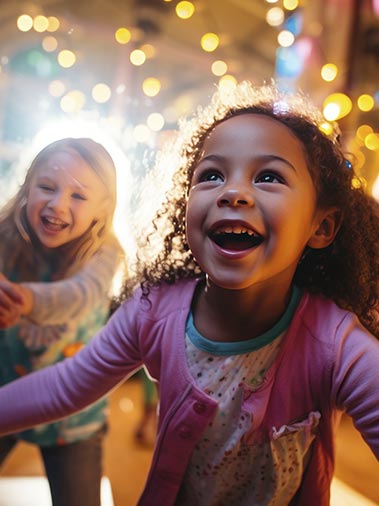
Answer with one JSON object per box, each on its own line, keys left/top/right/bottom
{"left": 92, "top": 83, "right": 112, "bottom": 103}
{"left": 201, "top": 33, "right": 219, "bottom": 52}
{"left": 34, "top": 15, "right": 49, "bottom": 32}
{"left": 115, "top": 27, "right": 131, "bottom": 44}
{"left": 130, "top": 49, "right": 146, "bottom": 66}
{"left": 351, "top": 176, "right": 366, "bottom": 190}
{"left": 323, "top": 93, "right": 352, "bottom": 121}
{"left": 319, "top": 121, "right": 334, "bottom": 136}
{"left": 266, "top": 7, "right": 285, "bottom": 26}
{"left": 365, "top": 133, "right": 379, "bottom": 150}
{"left": 175, "top": 1, "right": 195, "bottom": 19}
{"left": 321, "top": 63, "right": 338, "bottom": 82}
{"left": 147, "top": 112, "right": 165, "bottom": 131}
{"left": 48, "top": 80, "right": 65, "bottom": 97}
{"left": 356, "top": 124, "right": 374, "bottom": 141}
{"left": 17, "top": 14, "right": 33, "bottom": 32}
{"left": 60, "top": 91, "right": 86, "bottom": 114}
{"left": 42, "top": 36, "right": 58, "bottom": 52}
{"left": 57, "top": 50, "right": 76, "bottom": 68}
{"left": 357, "top": 94, "right": 375, "bottom": 112}
{"left": 47, "top": 16, "right": 60, "bottom": 32}
{"left": 283, "top": 0, "right": 299, "bottom": 10}
{"left": 218, "top": 75, "right": 237, "bottom": 93}
{"left": 211, "top": 60, "right": 228, "bottom": 76}
{"left": 142, "top": 77, "right": 161, "bottom": 97}
{"left": 372, "top": 172, "right": 379, "bottom": 201}
{"left": 277, "top": 30, "right": 295, "bottom": 47}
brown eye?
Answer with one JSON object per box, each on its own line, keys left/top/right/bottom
{"left": 255, "top": 171, "right": 284, "bottom": 184}
{"left": 198, "top": 170, "right": 223, "bottom": 183}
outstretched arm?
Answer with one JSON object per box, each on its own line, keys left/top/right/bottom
{"left": 0, "top": 238, "right": 123, "bottom": 329}
{"left": 23, "top": 237, "right": 123, "bottom": 325}
{"left": 332, "top": 317, "right": 379, "bottom": 460}
{"left": 0, "top": 298, "right": 143, "bottom": 435}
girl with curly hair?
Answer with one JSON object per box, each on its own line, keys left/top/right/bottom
{"left": 0, "top": 83, "right": 379, "bottom": 506}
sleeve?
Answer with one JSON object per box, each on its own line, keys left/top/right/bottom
{"left": 0, "top": 295, "right": 144, "bottom": 436}
{"left": 22, "top": 238, "right": 123, "bottom": 326}
{"left": 331, "top": 315, "right": 379, "bottom": 460}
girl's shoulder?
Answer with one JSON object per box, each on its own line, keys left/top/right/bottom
{"left": 297, "top": 290, "right": 373, "bottom": 343}
{"left": 129, "top": 277, "right": 199, "bottom": 320}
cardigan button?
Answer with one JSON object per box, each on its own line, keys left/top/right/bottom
{"left": 193, "top": 402, "right": 206, "bottom": 414}
{"left": 178, "top": 427, "right": 192, "bottom": 439}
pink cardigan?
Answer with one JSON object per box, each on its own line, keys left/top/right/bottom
{"left": 1, "top": 279, "right": 378, "bottom": 505}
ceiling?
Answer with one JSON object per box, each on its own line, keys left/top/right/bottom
{"left": 0, "top": 0, "right": 378, "bottom": 181}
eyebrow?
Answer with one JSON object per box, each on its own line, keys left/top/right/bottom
{"left": 198, "top": 153, "right": 297, "bottom": 172}
{"left": 36, "top": 175, "right": 91, "bottom": 190}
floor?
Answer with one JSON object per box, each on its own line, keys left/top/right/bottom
{"left": 1, "top": 378, "right": 378, "bottom": 506}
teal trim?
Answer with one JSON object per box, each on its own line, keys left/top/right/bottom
{"left": 186, "top": 286, "right": 302, "bottom": 356}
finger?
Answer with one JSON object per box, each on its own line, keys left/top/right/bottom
{"left": 0, "top": 282, "right": 24, "bottom": 305}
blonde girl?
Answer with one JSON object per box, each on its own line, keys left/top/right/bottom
{"left": 0, "top": 138, "right": 123, "bottom": 506}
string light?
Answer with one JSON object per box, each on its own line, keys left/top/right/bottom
{"left": 142, "top": 77, "right": 161, "bottom": 97}
{"left": 200, "top": 33, "right": 219, "bottom": 52}
{"left": 115, "top": 28, "right": 131, "bottom": 44}
{"left": 321, "top": 63, "right": 338, "bottom": 82}
{"left": 130, "top": 49, "right": 146, "bottom": 66}
{"left": 175, "top": 1, "right": 195, "bottom": 20}
{"left": 357, "top": 94, "right": 375, "bottom": 112}
{"left": 17, "top": 14, "right": 33, "bottom": 32}
{"left": 57, "top": 50, "right": 76, "bottom": 68}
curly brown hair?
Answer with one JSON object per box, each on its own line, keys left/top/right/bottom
{"left": 119, "top": 82, "right": 379, "bottom": 337}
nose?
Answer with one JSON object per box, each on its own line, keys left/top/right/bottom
{"left": 217, "top": 186, "right": 254, "bottom": 207}
{"left": 47, "top": 191, "right": 69, "bottom": 213}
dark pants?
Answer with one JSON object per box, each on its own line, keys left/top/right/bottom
{"left": 0, "top": 429, "right": 104, "bottom": 506}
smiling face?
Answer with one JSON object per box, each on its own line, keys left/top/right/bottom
{"left": 186, "top": 113, "right": 333, "bottom": 294}
{"left": 26, "top": 149, "right": 108, "bottom": 249}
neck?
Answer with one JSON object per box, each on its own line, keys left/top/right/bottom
{"left": 192, "top": 278, "right": 293, "bottom": 342}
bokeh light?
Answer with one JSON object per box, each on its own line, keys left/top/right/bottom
{"left": 17, "top": 15, "right": 33, "bottom": 32}
{"left": 142, "top": 77, "right": 161, "bottom": 97}
{"left": 357, "top": 94, "right": 375, "bottom": 112}
{"left": 115, "top": 27, "right": 131, "bottom": 44}
{"left": 130, "top": 49, "right": 146, "bottom": 66}
{"left": 321, "top": 63, "right": 338, "bottom": 82}
{"left": 47, "top": 16, "right": 60, "bottom": 32}
{"left": 42, "top": 36, "right": 58, "bottom": 52}
{"left": 211, "top": 60, "right": 228, "bottom": 76}
{"left": 323, "top": 93, "right": 352, "bottom": 120}
{"left": 92, "top": 83, "right": 112, "bottom": 103}
{"left": 201, "top": 33, "right": 219, "bottom": 52}
{"left": 33, "top": 15, "right": 49, "bottom": 33}
{"left": 266, "top": 7, "right": 285, "bottom": 26}
{"left": 277, "top": 30, "right": 295, "bottom": 47}
{"left": 175, "top": 1, "right": 195, "bottom": 19}
{"left": 57, "top": 49, "right": 76, "bottom": 68}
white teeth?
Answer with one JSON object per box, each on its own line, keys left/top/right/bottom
{"left": 43, "top": 216, "right": 67, "bottom": 226}
{"left": 214, "top": 225, "right": 257, "bottom": 236}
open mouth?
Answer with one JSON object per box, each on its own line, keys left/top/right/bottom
{"left": 210, "top": 225, "right": 263, "bottom": 251}
{"left": 41, "top": 216, "right": 69, "bottom": 231}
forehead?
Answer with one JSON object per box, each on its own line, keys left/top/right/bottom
{"left": 203, "top": 113, "right": 307, "bottom": 162}
{"left": 34, "top": 150, "right": 102, "bottom": 188}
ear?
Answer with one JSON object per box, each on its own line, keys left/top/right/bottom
{"left": 307, "top": 207, "right": 342, "bottom": 249}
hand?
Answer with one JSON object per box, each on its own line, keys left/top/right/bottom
{"left": 0, "top": 273, "right": 31, "bottom": 328}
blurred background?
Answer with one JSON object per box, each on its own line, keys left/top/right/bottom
{"left": 0, "top": 0, "right": 379, "bottom": 201}
{"left": 0, "top": 0, "right": 379, "bottom": 505}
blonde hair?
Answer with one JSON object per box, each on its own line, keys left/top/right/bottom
{"left": 0, "top": 138, "right": 119, "bottom": 279}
